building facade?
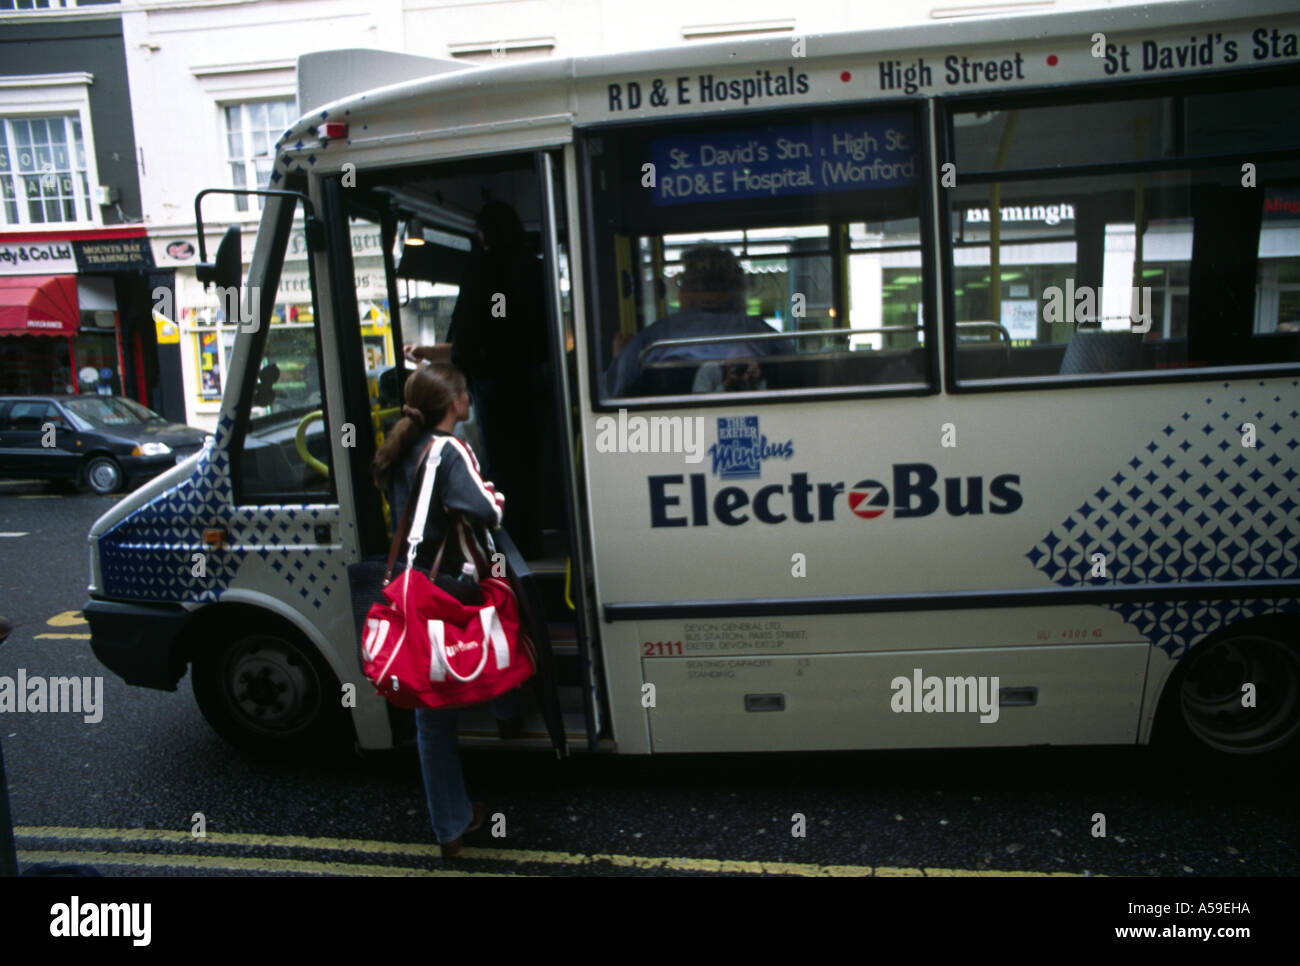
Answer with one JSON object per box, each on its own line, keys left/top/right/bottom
{"left": 0, "top": 0, "right": 184, "bottom": 419}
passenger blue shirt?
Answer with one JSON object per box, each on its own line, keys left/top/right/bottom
{"left": 604, "top": 310, "right": 796, "bottom": 397}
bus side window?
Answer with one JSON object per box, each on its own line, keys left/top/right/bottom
{"left": 948, "top": 83, "right": 1300, "bottom": 384}
{"left": 586, "top": 110, "right": 934, "bottom": 401}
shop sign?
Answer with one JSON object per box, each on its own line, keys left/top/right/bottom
{"left": 0, "top": 241, "right": 77, "bottom": 276}
{"left": 73, "top": 238, "right": 155, "bottom": 273}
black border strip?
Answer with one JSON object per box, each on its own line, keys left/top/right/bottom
{"left": 603, "top": 579, "right": 1300, "bottom": 621}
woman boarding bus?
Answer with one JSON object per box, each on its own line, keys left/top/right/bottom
{"left": 85, "top": 0, "right": 1300, "bottom": 762}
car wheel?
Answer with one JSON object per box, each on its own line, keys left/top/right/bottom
{"left": 192, "top": 623, "right": 351, "bottom": 759}
{"left": 1161, "top": 627, "right": 1300, "bottom": 763}
{"left": 84, "top": 456, "right": 125, "bottom": 495}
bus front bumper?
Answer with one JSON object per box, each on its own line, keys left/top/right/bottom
{"left": 84, "top": 597, "right": 190, "bottom": 691}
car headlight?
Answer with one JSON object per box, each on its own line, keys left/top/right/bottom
{"left": 135, "top": 442, "right": 172, "bottom": 456}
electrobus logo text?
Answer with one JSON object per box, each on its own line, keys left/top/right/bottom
{"left": 649, "top": 463, "right": 1022, "bottom": 527}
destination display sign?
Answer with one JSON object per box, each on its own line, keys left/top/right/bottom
{"left": 648, "top": 115, "right": 916, "bottom": 206}
{"left": 586, "top": 16, "right": 1299, "bottom": 119}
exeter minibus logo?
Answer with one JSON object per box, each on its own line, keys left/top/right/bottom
{"left": 709, "top": 415, "right": 794, "bottom": 480}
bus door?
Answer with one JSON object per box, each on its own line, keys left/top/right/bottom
{"left": 538, "top": 148, "right": 605, "bottom": 752}
{"left": 577, "top": 106, "right": 939, "bottom": 754}
{"left": 319, "top": 150, "right": 594, "bottom": 754}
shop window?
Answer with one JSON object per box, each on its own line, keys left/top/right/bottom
{"left": 0, "top": 115, "right": 92, "bottom": 226}
{"left": 0, "top": 337, "right": 61, "bottom": 394}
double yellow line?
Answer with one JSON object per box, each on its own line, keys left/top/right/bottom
{"left": 14, "top": 826, "right": 1089, "bottom": 876}
{"left": 34, "top": 610, "right": 91, "bottom": 641}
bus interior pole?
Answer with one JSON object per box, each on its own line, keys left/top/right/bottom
{"left": 1133, "top": 118, "right": 1148, "bottom": 310}
{"left": 988, "top": 110, "right": 1020, "bottom": 330}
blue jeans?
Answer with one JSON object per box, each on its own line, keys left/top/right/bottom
{"left": 414, "top": 688, "right": 521, "bottom": 844}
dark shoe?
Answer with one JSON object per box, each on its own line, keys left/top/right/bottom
{"left": 496, "top": 713, "right": 525, "bottom": 740}
{"left": 439, "top": 801, "right": 486, "bottom": 859}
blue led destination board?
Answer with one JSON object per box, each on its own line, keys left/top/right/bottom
{"left": 648, "top": 115, "right": 917, "bottom": 206}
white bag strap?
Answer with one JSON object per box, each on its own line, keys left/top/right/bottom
{"left": 373, "top": 572, "right": 411, "bottom": 683}
{"left": 480, "top": 605, "right": 510, "bottom": 670}
{"left": 406, "top": 436, "right": 454, "bottom": 570}
{"left": 427, "top": 615, "right": 493, "bottom": 683}
{"left": 362, "top": 617, "right": 390, "bottom": 662}
{"left": 428, "top": 619, "right": 447, "bottom": 682}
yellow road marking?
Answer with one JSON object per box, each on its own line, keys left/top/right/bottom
{"left": 17, "top": 849, "right": 511, "bottom": 877}
{"left": 34, "top": 633, "right": 92, "bottom": 640}
{"left": 16, "top": 825, "right": 872, "bottom": 875}
{"left": 47, "top": 611, "right": 88, "bottom": 626}
{"left": 18, "top": 495, "right": 61, "bottom": 499}
{"left": 14, "top": 826, "right": 1091, "bottom": 876}
{"left": 924, "top": 867, "right": 1088, "bottom": 877}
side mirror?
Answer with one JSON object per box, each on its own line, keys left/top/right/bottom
{"left": 196, "top": 225, "right": 242, "bottom": 293}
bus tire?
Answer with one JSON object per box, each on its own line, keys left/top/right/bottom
{"left": 1154, "top": 615, "right": 1300, "bottom": 765}
{"left": 191, "top": 614, "right": 352, "bottom": 759}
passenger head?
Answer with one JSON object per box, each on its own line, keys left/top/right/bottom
{"left": 371, "top": 362, "right": 469, "bottom": 491}
{"left": 676, "top": 245, "right": 746, "bottom": 313}
{"left": 475, "top": 200, "right": 525, "bottom": 253}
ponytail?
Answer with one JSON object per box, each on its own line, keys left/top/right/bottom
{"left": 371, "top": 363, "right": 468, "bottom": 491}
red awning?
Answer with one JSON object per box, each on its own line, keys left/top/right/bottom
{"left": 0, "top": 275, "right": 80, "bottom": 338}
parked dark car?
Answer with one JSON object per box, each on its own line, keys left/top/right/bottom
{"left": 0, "top": 395, "right": 209, "bottom": 495}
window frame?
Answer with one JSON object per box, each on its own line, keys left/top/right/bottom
{"left": 226, "top": 178, "right": 338, "bottom": 506}
{"left": 0, "top": 72, "right": 100, "bottom": 229}
{"left": 576, "top": 98, "right": 941, "bottom": 412}
{"left": 937, "top": 64, "right": 1300, "bottom": 396}
{"left": 222, "top": 98, "right": 297, "bottom": 214}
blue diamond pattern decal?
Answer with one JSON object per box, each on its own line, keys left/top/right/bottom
{"left": 1025, "top": 385, "right": 1300, "bottom": 658}
{"left": 99, "top": 437, "right": 342, "bottom": 611}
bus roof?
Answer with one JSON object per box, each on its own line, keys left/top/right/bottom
{"left": 278, "top": 0, "right": 1299, "bottom": 173}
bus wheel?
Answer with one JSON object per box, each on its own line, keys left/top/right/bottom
{"left": 192, "top": 623, "right": 350, "bottom": 759}
{"left": 1164, "top": 626, "right": 1300, "bottom": 762}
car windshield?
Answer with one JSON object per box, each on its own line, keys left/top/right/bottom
{"left": 62, "top": 396, "right": 165, "bottom": 428}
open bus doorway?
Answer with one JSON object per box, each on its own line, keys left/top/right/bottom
{"left": 336, "top": 152, "right": 571, "bottom": 565}
{"left": 326, "top": 149, "right": 594, "bottom": 749}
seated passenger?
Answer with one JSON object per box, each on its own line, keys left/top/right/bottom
{"left": 691, "top": 352, "right": 767, "bottom": 393}
{"left": 603, "top": 245, "right": 795, "bottom": 397}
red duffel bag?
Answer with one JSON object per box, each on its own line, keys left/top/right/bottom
{"left": 360, "top": 436, "right": 536, "bottom": 710}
